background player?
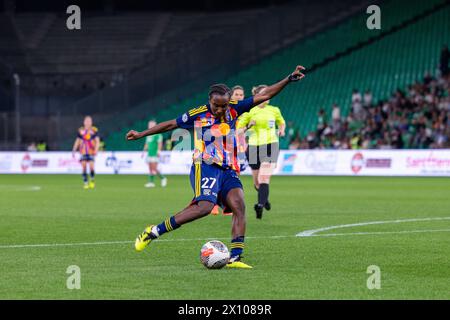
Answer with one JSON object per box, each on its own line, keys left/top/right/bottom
{"left": 126, "top": 65, "right": 305, "bottom": 269}
{"left": 72, "top": 116, "right": 100, "bottom": 189}
{"left": 237, "top": 85, "right": 286, "bottom": 219}
{"left": 142, "top": 120, "right": 167, "bottom": 188}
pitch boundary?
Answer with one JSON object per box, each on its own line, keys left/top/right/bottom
{"left": 0, "top": 235, "right": 293, "bottom": 249}
{"left": 296, "top": 217, "right": 450, "bottom": 237}
{"left": 1, "top": 217, "right": 449, "bottom": 249}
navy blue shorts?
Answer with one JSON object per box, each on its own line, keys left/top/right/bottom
{"left": 189, "top": 162, "right": 243, "bottom": 207}
{"left": 80, "top": 154, "right": 95, "bottom": 162}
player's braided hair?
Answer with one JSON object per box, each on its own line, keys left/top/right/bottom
{"left": 209, "top": 83, "right": 231, "bottom": 98}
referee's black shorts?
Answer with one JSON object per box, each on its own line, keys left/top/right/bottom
{"left": 245, "top": 142, "right": 280, "bottom": 170}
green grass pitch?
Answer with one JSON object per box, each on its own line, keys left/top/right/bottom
{"left": 1, "top": 174, "right": 449, "bottom": 299}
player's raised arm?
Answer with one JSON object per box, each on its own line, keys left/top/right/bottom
{"left": 126, "top": 119, "right": 177, "bottom": 141}
{"left": 252, "top": 65, "right": 305, "bottom": 106}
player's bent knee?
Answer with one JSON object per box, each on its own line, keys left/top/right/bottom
{"left": 197, "top": 201, "right": 215, "bottom": 216}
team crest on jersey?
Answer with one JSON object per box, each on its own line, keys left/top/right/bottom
{"left": 182, "top": 113, "right": 188, "bottom": 123}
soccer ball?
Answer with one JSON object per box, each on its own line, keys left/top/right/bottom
{"left": 200, "top": 240, "right": 230, "bottom": 269}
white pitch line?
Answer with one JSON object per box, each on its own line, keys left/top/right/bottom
{"left": 296, "top": 217, "right": 450, "bottom": 237}
{"left": 0, "top": 235, "right": 293, "bottom": 249}
{"left": 0, "top": 185, "right": 41, "bottom": 191}
{"left": 303, "top": 228, "right": 450, "bottom": 237}
{"left": 0, "top": 240, "right": 132, "bottom": 249}
{"left": 2, "top": 217, "right": 449, "bottom": 249}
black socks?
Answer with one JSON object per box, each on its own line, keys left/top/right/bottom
{"left": 258, "top": 183, "right": 269, "bottom": 206}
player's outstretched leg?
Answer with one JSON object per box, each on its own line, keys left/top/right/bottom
{"left": 135, "top": 201, "right": 214, "bottom": 252}
{"left": 225, "top": 188, "right": 252, "bottom": 269}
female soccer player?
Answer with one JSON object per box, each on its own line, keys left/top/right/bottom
{"left": 237, "top": 85, "right": 286, "bottom": 219}
{"left": 126, "top": 65, "right": 305, "bottom": 268}
{"left": 211, "top": 85, "right": 246, "bottom": 215}
{"left": 72, "top": 116, "right": 100, "bottom": 189}
{"left": 142, "top": 120, "right": 167, "bottom": 188}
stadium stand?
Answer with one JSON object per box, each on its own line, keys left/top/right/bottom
{"left": 103, "top": 0, "right": 449, "bottom": 151}
{"left": 4, "top": 0, "right": 374, "bottom": 150}
{"left": 2, "top": 0, "right": 448, "bottom": 151}
{"left": 45, "top": 0, "right": 370, "bottom": 150}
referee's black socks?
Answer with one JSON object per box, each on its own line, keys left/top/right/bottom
{"left": 258, "top": 183, "right": 269, "bottom": 206}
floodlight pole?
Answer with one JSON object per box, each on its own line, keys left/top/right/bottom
{"left": 13, "top": 73, "right": 21, "bottom": 150}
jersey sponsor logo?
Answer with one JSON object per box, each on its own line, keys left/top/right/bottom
{"left": 210, "top": 123, "right": 230, "bottom": 137}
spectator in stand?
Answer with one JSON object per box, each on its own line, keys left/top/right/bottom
{"left": 326, "top": 68, "right": 447, "bottom": 149}
{"left": 164, "top": 137, "right": 172, "bottom": 150}
{"left": 280, "top": 51, "right": 450, "bottom": 151}
{"left": 316, "top": 108, "right": 327, "bottom": 136}
{"left": 27, "top": 142, "right": 37, "bottom": 151}
{"left": 289, "top": 134, "right": 302, "bottom": 150}
{"left": 363, "top": 90, "right": 373, "bottom": 108}
{"left": 351, "top": 89, "right": 364, "bottom": 121}
{"left": 331, "top": 103, "right": 341, "bottom": 133}
{"left": 352, "top": 89, "right": 362, "bottom": 104}
{"left": 280, "top": 121, "right": 297, "bottom": 149}
{"left": 37, "top": 141, "right": 47, "bottom": 151}
{"left": 98, "top": 137, "right": 106, "bottom": 151}
{"left": 350, "top": 133, "right": 360, "bottom": 150}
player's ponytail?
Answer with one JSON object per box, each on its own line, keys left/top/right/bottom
{"left": 251, "top": 85, "right": 268, "bottom": 95}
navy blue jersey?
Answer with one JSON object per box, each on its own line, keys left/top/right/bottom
{"left": 176, "top": 97, "right": 254, "bottom": 171}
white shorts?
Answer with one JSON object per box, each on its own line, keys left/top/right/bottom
{"left": 146, "top": 156, "right": 159, "bottom": 164}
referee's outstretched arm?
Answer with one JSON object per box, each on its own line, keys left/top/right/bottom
{"left": 252, "top": 65, "right": 305, "bottom": 106}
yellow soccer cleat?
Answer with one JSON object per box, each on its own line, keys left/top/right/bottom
{"left": 226, "top": 256, "right": 253, "bottom": 269}
{"left": 89, "top": 181, "right": 95, "bottom": 189}
{"left": 135, "top": 225, "right": 155, "bottom": 252}
{"left": 83, "top": 183, "right": 89, "bottom": 190}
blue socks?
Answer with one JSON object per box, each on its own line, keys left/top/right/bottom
{"left": 154, "top": 216, "right": 180, "bottom": 237}
{"left": 230, "top": 236, "right": 245, "bottom": 257}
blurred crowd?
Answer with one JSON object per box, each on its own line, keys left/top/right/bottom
{"left": 282, "top": 46, "right": 450, "bottom": 150}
